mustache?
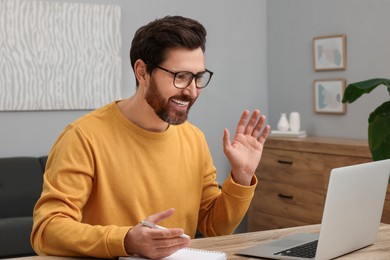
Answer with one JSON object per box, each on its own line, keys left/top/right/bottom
{"left": 169, "top": 95, "right": 193, "bottom": 102}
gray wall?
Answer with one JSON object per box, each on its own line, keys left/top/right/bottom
{"left": 3, "top": 0, "right": 389, "bottom": 233}
{"left": 0, "top": 0, "right": 268, "bottom": 185}
{"left": 267, "top": 0, "right": 390, "bottom": 139}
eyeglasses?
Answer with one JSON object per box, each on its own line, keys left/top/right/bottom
{"left": 155, "top": 65, "right": 213, "bottom": 89}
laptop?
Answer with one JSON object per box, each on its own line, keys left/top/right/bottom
{"left": 236, "top": 159, "right": 390, "bottom": 260}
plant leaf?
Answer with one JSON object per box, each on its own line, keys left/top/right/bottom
{"left": 342, "top": 78, "right": 390, "bottom": 103}
{"left": 368, "top": 101, "right": 390, "bottom": 161}
{"left": 370, "top": 136, "right": 390, "bottom": 161}
{"left": 368, "top": 100, "right": 390, "bottom": 124}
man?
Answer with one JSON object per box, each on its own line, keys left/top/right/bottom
{"left": 31, "top": 15, "right": 270, "bottom": 259}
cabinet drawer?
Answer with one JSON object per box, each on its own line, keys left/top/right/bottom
{"left": 248, "top": 137, "right": 375, "bottom": 232}
{"left": 257, "top": 149, "right": 372, "bottom": 190}
{"left": 257, "top": 149, "right": 327, "bottom": 189}
{"left": 252, "top": 181, "right": 325, "bottom": 224}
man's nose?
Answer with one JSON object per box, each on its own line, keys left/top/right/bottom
{"left": 183, "top": 79, "right": 199, "bottom": 98}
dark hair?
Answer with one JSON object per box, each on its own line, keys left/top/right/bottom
{"left": 130, "top": 15, "right": 207, "bottom": 86}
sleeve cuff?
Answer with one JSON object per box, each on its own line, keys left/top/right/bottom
{"left": 222, "top": 173, "right": 258, "bottom": 200}
{"left": 107, "top": 226, "right": 132, "bottom": 257}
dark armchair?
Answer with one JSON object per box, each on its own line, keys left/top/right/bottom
{"left": 0, "top": 157, "right": 46, "bottom": 258}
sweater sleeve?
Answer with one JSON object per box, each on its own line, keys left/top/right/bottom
{"left": 31, "top": 124, "right": 129, "bottom": 258}
{"left": 196, "top": 133, "right": 258, "bottom": 237}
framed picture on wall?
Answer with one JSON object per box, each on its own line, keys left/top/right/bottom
{"left": 314, "top": 79, "right": 346, "bottom": 114}
{"left": 313, "top": 34, "right": 346, "bottom": 71}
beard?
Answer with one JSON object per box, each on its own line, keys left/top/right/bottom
{"left": 145, "top": 79, "right": 196, "bottom": 125}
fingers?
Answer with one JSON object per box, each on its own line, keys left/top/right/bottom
{"left": 145, "top": 226, "right": 188, "bottom": 240}
{"left": 145, "top": 208, "right": 175, "bottom": 224}
{"left": 236, "top": 109, "right": 268, "bottom": 138}
{"left": 125, "top": 225, "right": 190, "bottom": 259}
{"left": 258, "top": 124, "right": 271, "bottom": 143}
{"left": 143, "top": 208, "right": 188, "bottom": 240}
{"left": 139, "top": 225, "right": 190, "bottom": 258}
{"left": 235, "top": 110, "right": 250, "bottom": 135}
{"left": 148, "top": 241, "right": 190, "bottom": 259}
{"left": 243, "top": 110, "right": 260, "bottom": 135}
{"left": 124, "top": 208, "right": 191, "bottom": 259}
{"left": 223, "top": 128, "right": 231, "bottom": 151}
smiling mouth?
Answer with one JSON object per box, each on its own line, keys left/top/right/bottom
{"left": 171, "top": 98, "right": 190, "bottom": 107}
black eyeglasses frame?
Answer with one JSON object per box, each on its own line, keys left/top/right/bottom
{"left": 155, "top": 65, "right": 213, "bottom": 89}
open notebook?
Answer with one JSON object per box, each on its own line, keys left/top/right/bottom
{"left": 119, "top": 247, "right": 227, "bottom": 260}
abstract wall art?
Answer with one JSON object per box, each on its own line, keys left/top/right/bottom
{"left": 313, "top": 34, "right": 346, "bottom": 71}
{"left": 0, "top": 0, "right": 122, "bottom": 111}
{"left": 314, "top": 78, "right": 346, "bottom": 114}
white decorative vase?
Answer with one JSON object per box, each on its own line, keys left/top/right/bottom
{"left": 277, "top": 113, "right": 289, "bottom": 131}
{"left": 289, "top": 112, "right": 301, "bottom": 132}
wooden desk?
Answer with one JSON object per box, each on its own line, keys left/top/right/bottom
{"left": 191, "top": 224, "right": 390, "bottom": 259}
{"left": 6, "top": 224, "right": 390, "bottom": 260}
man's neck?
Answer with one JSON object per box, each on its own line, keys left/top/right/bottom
{"left": 117, "top": 96, "right": 169, "bottom": 132}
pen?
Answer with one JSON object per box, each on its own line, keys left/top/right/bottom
{"left": 140, "top": 220, "right": 191, "bottom": 239}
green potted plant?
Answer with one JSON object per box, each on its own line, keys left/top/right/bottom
{"left": 342, "top": 78, "right": 390, "bottom": 161}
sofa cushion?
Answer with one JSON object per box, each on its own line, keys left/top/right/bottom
{"left": 0, "top": 216, "right": 36, "bottom": 257}
{"left": 0, "top": 157, "right": 44, "bottom": 218}
{"left": 38, "top": 156, "right": 48, "bottom": 172}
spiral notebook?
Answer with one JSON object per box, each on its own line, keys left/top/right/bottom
{"left": 119, "top": 247, "right": 227, "bottom": 260}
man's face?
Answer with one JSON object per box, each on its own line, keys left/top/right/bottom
{"left": 145, "top": 47, "right": 205, "bottom": 125}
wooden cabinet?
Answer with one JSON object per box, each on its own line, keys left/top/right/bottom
{"left": 248, "top": 137, "right": 390, "bottom": 231}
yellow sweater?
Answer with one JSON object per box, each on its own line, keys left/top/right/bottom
{"left": 31, "top": 101, "right": 257, "bottom": 258}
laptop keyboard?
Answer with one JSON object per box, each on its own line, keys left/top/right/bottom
{"left": 274, "top": 240, "right": 318, "bottom": 258}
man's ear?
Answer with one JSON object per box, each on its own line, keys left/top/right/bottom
{"left": 134, "top": 59, "right": 148, "bottom": 84}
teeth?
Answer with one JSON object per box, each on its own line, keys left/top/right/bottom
{"left": 172, "top": 99, "right": 189, "bottom": 106}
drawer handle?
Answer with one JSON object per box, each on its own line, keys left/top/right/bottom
{"left": 277, "top": 159, "right": 293, "bottom": 165}
{"left": 278, "top": 193, "right": 294, "bottom": 200}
